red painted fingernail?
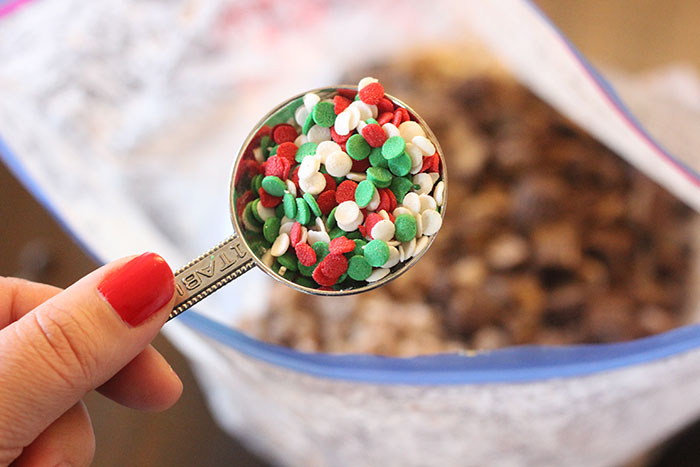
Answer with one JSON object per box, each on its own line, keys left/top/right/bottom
{"left": 98, "top": 253, "right": 174, "bottom": 326}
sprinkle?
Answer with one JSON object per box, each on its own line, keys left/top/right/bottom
{"left": 335, "top": 180, "right": 358, "bottom": 204}
{"left": 276, "top": 142, "right": 298, "bottom": 163}
{"left": 295, "top": 242, "right": 316, "bottom": 267}
{"left": 296, "top": 197, "right": 311, "bottom": 225}
{"left": 363, "top": 239, "right": 390, "bottom": 267}
{"left": 421, "top": 209, "right": 442, "bottom": 236}
{"left": 394, "top": 214, "right": 417, "bottom": 242}
{"left": 272, "top": 124, "right": 297, "bottom": 144}
{"left": 334, "top": 95, "right": 352, "bottom": 114}
{"left": 358, "top": 82, "right": 384, "bottom": 105}
{"left": 325, "top": 150, "right": 353, "bottom": 177}
{"left": 312, "top": 101, "right": 336, "bottom": 128}
{"left": 295, "top": 141, "right": 319, "bottom": 162}
{"left": 261, "top": 176, "right": 286, "bottom": 197}
{"left": 329, "top": 236, "right": 356, "bottom": 255}
{"left": 258, "top": 187, "right": 282, "bottom": 208}
{"left": 299, "top": 172, "right": 326, "bottom": 195}
{"left": 289, "top": 222, "right": 303, "bottom": 247}
{"left": 366, "top": 167, "right": 392, "bottom": 188}
{"left": 381, "top": 136, "right": 406, "bottom": 160}
{"left": 354, "top": 179, "right": 376, "bottom": 208}
{"left": 303, "top": 192, "right": 322, "bottom": 217}
{"left": 361, "top": 123, "right": 388, "bottom": 148}
{"left": 270, "top": 232, "right": 290, "bottom": 256}
{"left": 316, "top": 190, "right": 337, "bottom": 215}
{"left": 346, "top": 134, "right": 371, "bottom": 160}
{"left": 263, "top": 217, "right": 281, "bottom": 243}
{"left": 347, "top": 255, "right": 372, "bottom": 281}
{"left": 388, "top": 152, "right": 412, "bottom": 177}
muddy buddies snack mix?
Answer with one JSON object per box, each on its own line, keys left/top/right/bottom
{"left": 240, "top": 54, "right": 696, "bottom": 356}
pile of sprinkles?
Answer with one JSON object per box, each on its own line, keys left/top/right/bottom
{"left": 236, "top": 77, "right": 444, "bottom": 291}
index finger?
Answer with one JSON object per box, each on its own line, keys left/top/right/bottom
{"left": 0, "top": 277, "right": 61, "bottom": 329}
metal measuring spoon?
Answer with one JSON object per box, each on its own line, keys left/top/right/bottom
{"left": 169, "top": 86, "right": 447, "bottom": 320}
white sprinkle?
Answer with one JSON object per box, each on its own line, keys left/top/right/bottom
{"left": 383, "top": 246, "right": 400, "bottom": 268}
{"left": 262, "top": 250, "right": 275, "bottom": 267}
{"left": 429, "top": 172, "right": 440, "bottom": 184}
{"left": 419, "top": 193, "right": 437, "bottom": 212}
{"left": 415, "top": 212, "right": 423, "bottom": 237}
{"left": 278, "top": 266, "right": 287, "bottom": 276}
{"left": 270, "top": 233, "right": 290, "bottom": 256}
{"left": 257, "top": 201, "right": 276, "bottom": 221}
{"left": 369, "top": 104, "right": 378, "bottom": 119}
{"left": 253, "top": 147, "right": 264, "bottom": 163}
{"left": 377, "top": 209, "right": 390, "bottom": 221}
{"left": 307, "top": 230, "right": 330, "bottom": 245}
{"left": 299, "top": 226, "right": 308, "bottom": 245}
{"left": 421, "top": 210, "right": 442, "bottom": 236}
{"left": 393, "top": 207, "right": 413, "bottom": 217}
{"left": 307, "top": 125, "right": 331, "bottom": 143}
{"left": 402, "top": 238, "right": 417, "bottom": 259}
{"left": 398, "top": 245, "right": 406, "bottom": 262}
{"left": 413, "top": 235, "right": 430, "bottom": 257}
{"left": 356, "top": 120, "right": 367, "bottom": 134}
{"left": 285, "top": 180, "right": 297, "bottom": 197}
{"left": 371, "top": 219, "right": 396, "bottom": 242}
{"left": 279, "top": 221, "right": 295, "bottom": 235}
{"left": 315, "top": 216, "right": 327, "bottom": 233}
{"left": 434, "top": 181, "right": 445, "bottom": 207}
{"left": 299, "top": 172, "right": 326, "bottom": 195}
{"left": 387, "top": 240, "right": 400, "bottom": 247}
{"left": 335, "top": 200, "right": 360, "bottom": 225}
{"left": 303, "top": 92, "right": 320, "bottom": 112}
{"left": 413, "top": 173, "right": 434, "bottom": 195}
{"left": 349, "top": 100, "right": 373, "bottom": 121}
{"left": 316, "top": 141, "right": 341, "bottom": 163}
{"left": 358, "top": 76, "right": 379, "bottom": 90}
{"left": 298, "top": 155, "right": 320, "bottom": 180}
{"left": 405, "top": 142, "right": 423, "bottom": 168}
{"left": 366, "top": 267, "right": 390, "bottom": 282}
{"left": 402, "top": 192, "right": 421, "bottom": 214}
{"left": 346, "top": 172, "right": 367, "bottom": 182}
{"left": 295, "top": 105, "right": 310, "bottom": 126}
{"left": 325, "top": 151, "right": 353, "bottom": 177}
{"left": 382, "top": 122, "right": 400, "bottom": 138}
{"left": 280, "top": 216, "right": 292, "bottom": 225}
{"left": 294, "top": 134, "right": 308, "bottom": 146}
{"left": 412, "top": 135, "right": 436, "bottom": 156}
{"left": 334, "top": 111, "right": 352, "bottom": 136}
{"left": 367, "top": 188, "right": 381, "bottom": 211}
{"left": 399, "top": 121, "right": 425, "bottom": 141}
{"left": 347, "top": 105, "right": 361, "bottom": 129}
{"left": 242, "top": 215, "right": 261, "bottom": 233}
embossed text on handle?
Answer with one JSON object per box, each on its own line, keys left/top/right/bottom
{"left": 169, "top": 235, "right": 255, "bottom": 320}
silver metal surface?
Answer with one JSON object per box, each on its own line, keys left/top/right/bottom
{"left": 170, "top": 85, "right": 447, "bottom": 318}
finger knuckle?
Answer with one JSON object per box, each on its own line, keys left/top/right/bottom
{"left": 23, "top": 302, "right": 101, "bottom": 389}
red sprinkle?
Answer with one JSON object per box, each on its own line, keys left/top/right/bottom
{"left": 329, "top": 236, "right": 356, "bottom": 255}
{"left": 337, "top": 88, "right": 357, "bottom": 100}
{"left": 333, "top": 95, "right": 352, "bottom": 115}
{"left": 317, "top": 190, "right": 337, "bottom": 215}
{"left": 295, "top": 243, "right": 317, "bottom": 267}
{"left": 289, "top": 222, "right": 303, "bottom": 247}
{"left": 377, "top": 111, "right": 394, "bottom": 126}
{"left": 319, "top": 253, "right": 348, "bottom": 278}
{"left": 392, "top": 108, "right": 404, "bottom": 127}
{"left": 290, "top": 165, "right": 301, "bottom": 192}
{"left": 322, "top": 173, "right": 337, "bottom": 192}
{"left": 361, "top": 123, "right": 387, "bottom": 148}
{"left": 264, "top": 156, "right": 291, "bottom": 180}
{"left": 330, "top": 126, "right": 352, "bottom": 144}
{"left": 336, "top": 180, "right": 358, "bottom": 204}
{"left": 359, "top": 82, "right": 384, "bottom": 105}
{"left": 272, "top": 123, "right": 297, "bottom": 144}
{"left": 358, "top": 225, "right": 367, "bottom": 237}
{"left": 258, "top": 187, "right": 282, "bottom": 208}
{"left": 235, "top": 190, "right": 255, "bottom": 217}
{"left": 276, "top": 142, "right": 298, "bottom": 163}
{"left": 377, "top": 188, "right": 392, "bottom": 213}
{"left": 351, "top": 157, "right": 371, "bottom": 173}
{"left": 385, "top": 188, "right": 397, "bottom": 212}
{"left": 377, "top": 97, "right": 394, "bottom": 114}
{"left": 312, "top": 266, "right": 338, "bottom": 287}
{"left": 421, "top": 153, "right": 440, "bottom": 173}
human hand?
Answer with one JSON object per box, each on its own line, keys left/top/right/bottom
{"left": 0, "top": 252, "right": 181, "bottom": 466}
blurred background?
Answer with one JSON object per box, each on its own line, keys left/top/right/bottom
{"left": 0, "top": 0, "right": 699, "bottom": 465}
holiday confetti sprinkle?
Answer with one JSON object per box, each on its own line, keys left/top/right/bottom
{"left": 236, "top": 77, "right": 445, "bottom": 291}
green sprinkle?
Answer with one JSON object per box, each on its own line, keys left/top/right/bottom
{"left": 329, "top": 226, "right": 345, "bottom": 239}
{"left": 388, "top": 152, "right": 412, "bottom": 176}
{"left": 394, "top": 214, "right": 418, "bottom": 242}
{"left": 295, "top": 142, "right": 318, "bottom": 162}
{"left": 326, "top": 206, "right": 337, "bottom": 230}
{"left": 336, "top": 272, "right": 348, "bottom": 284}
{"left": 243, "top": 200, "right": 262, "bottom": 227}
{"left": 312, "top": 241, "right": 329, "bottom": 261}
{"left": 346, "top": 230, "right": 363, "bottom": 240}
{"left": 269, "top": 144, "right": 278, "bottom": 156}
{"left": 283, "top": 192, "right": 297, "bottom": 218}
{"left": 263, "top": 217, "right": 281, "bottom": 243}
{"left": 260, "top": 135, "right": 273, "bottom": 158}
{"left": 366, "top": 167, "right": 392, "bottom": 188}
{"left": 352, "top": 239, "right": 367, "bottom": 256}
{"left": 251, "top": 174, "right": 264, "bottom": 193}
{"left": 364, "top": 239, "right": 390, "bottom": 267}
{"left": 390, "top": 176, "right": 414, "bottom": 203}
{"left": 298, "top": 261, "right": 315, "bottom": 277}
{"left": 261, "top": 176, "right": 286, "bottom": 197}
{"left": 365, "top": 118, "right": 378, "bottom": 125}
{"left": 312, "top": 101, "right": 336, "bottom": 128}
{"left": 303, "top": 192, "right": 322, "bottom": 217}
{"left": 296, "top": 197, "right": 311, "bottom": 225}
{"left": 247, "top": 239, "right": 267, "bottom": 257}
{"left": 348, "top": 255, "right": 372, "bottom": 281}
{"left": 369, "top": 147, "right": 389, "bottom": 168}
{"left": 277, "top": 250, "right": 299, "bottom": 272}
{"left": 382, "top": 136, "right": 406, "bottom": 160}
{"left": 275, "top": 203, "right": 285, "bottom": 219}
{"left": 250, "top": 199, "right": 263, "bottom": 223}
{"left": 346, "top": 134, "right": 371, "bottom": 160}
{"left": 302, "top": 111, "right": 315, "bottom": 135}
{"left": 296, "top": 276, "right": 315, "bottom": 287}
{"left": 355, "top": 179, "right": 376, "bottom": 207}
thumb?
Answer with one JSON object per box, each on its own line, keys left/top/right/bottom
{"left": 0, "top": 253, "right": 175, "bottom": 456}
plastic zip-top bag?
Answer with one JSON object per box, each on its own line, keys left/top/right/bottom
{"left": 2, "top": 1, "right": 700, "bottom": 465}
